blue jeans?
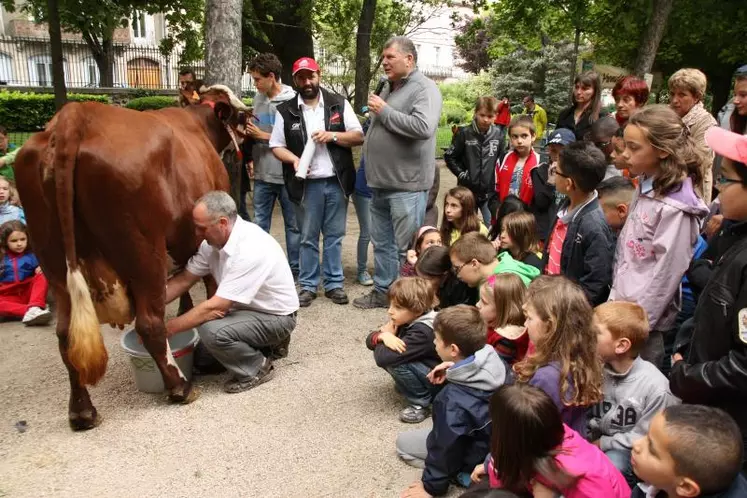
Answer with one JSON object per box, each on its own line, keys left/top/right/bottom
{"left": 370, "top": 189, "right": 427, "bottom": 293}
{"left": 386, "top": 362, "right": 439, "bottom": 407}
{"left": 477, "top": 199, "right": 491, "bottom": 226}
{"left": 296, "top": 178, "right": 348, "bottom": 293}
{"left": 253, "top": 180, "right": 300, "bottom": 274}
{"left": 606, "top": 449, "right": 636, "bottom": 488}
{"left": 352, "top": 193, "right": 372, "bottom": 275}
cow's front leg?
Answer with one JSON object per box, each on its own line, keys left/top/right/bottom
{"left": 56, "top": 291, "right": 101, "bottom": 431}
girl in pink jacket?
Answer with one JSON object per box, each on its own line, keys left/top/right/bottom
{"left": 472, "top": 383, "right": 630, "bottom": 498}
{"left": 609, "top": 105, "right": 708, "bottom": 368}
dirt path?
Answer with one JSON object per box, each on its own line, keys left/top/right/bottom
{"left": 0, "top": 164, "right": 461, "bottom": 498}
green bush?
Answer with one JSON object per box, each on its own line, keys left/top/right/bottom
{"left": 442, "top": 99, "right": 468, "bottom": 125}
{"left": 0, "top": 91, "right": 110, "bottom": 131}
{"left": 125, "top": 96, "right": 178, "bottom": 111}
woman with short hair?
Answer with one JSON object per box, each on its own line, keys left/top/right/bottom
{"left": 612, "top": 76, "right": 649, "bottom": 127}
{"left": 668, "top": 68, "right": 718, "bottom": 203}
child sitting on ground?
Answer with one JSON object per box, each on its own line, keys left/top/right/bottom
{"left": 0, "top": 176, "right": 24, "bottom": 225}
{"left": 415, "top": 246, "right": 477, "bottom": 309}
{"left": 401, "top": 226, "right": 442, "bottom": 277}
{"left": 472, "top": 384, "right": 630, "bottom": 498}
{"left": 449, "top": 232, "right": 539, "bottom": 289}
{"left": 366, "top": 277, "right": 440, "bottom": 424}
{"left": 440, "top": 186, "right": 489, "bottom": 247}
{"left": 397, "top": 305, "right": 509, "bottom": 498}
{"left": 631, "top": 405, "right": 747, "bottom": 498}
{"left": 498, "top": 211, "right": 542, "bottom": 270}
{"left": 588, "top": 301, "right": 679, "bottom": 487}
{"left": 597, "top": 176, "right": 636, "bottom": 233}
{"left": 516, "top": 275, "right": 603, "bottom": 436}
{"left": 530, "top": 128, "right": 574, "bottom": 244}
{"left": 0, "top": 220, "right": 52, "bottom": 325}
{"left": 542, "top": 141, "right": 615, "bottom": 306}
{"left": 478, "top": 272, "right": 529, "bottom": 364}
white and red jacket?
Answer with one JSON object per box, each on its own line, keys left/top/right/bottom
{"left": 495, "top": 149, "right": 540, "bottom": 205}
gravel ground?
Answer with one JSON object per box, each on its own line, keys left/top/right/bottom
{"left": 0, "top": 164, "right": 463, "bottom": 498}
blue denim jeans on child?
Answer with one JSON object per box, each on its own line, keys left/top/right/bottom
{"left": 370, "top": 188, "right": 427, "bottom": 294}
{"left": 386, "top": 361, "right": 439, "bottom": 407}
{"left": 253, "top": 180, "right": 300, "bottom": 275}
{"left": 352, "top": 192, "right": 372, "bottom": 275}
{"left": 295, "top": 177, "right": 348, "bottom": 293}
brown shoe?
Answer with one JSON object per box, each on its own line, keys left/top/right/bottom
{"left": 223, "top": 359, "right": 275, "bottom": 393}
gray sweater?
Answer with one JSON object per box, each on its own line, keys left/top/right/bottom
{"left": 251, "top": 84, "right": 296, "bottom": 184}
{"left": 588, "top": 356, "right": 680, "bottom": 452}
{"left": 363, "top": 69, "right": 443, "bottom": 191}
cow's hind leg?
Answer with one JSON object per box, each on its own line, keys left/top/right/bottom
{"left": 55, "top": 289, "right": 101, "bottom": 430}
{"left": 133, "top": 296, "right": 199, "bottom": 404}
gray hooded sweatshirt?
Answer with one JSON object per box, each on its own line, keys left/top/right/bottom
{"left": 251, "top": 84, "right": 296, "bottom": 184}
{"left": 446, "top": 344, "right": 508, "bottom": 390}
{"left": 588, "top": 356, "right": 680, "bottom": 452}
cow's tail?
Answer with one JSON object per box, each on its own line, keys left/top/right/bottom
{"left": 54, "top": 103, "right": 108, "bottom": 386}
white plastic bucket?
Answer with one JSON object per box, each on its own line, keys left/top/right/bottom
{"left": 120, "top": 329, "right": 199, "bottom": 393}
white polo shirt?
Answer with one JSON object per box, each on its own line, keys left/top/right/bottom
{"left": 269, "top": 93, "right": 362, "bottom": 179}
{"left": 186, "top": 217, "right": 299, "bottom": 315}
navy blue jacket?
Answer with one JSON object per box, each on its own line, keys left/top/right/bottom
{"left": 541, "top": 196, "right": 614, "bottom": 306}
{"left": 421, "top": 346, "right": 509, "bottom": 496}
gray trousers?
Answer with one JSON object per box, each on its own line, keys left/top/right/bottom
{"left": 396, "top": 427, "right": 430, "bottom": 469}
{"left": 196, "top": 309, "right": 296, "bottom": 380}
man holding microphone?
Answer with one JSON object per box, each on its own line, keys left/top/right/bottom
{"left": 353, "top": 36, "right": 443, "bottom": 310}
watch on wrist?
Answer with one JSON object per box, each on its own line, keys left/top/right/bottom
{"left": 332, "top": 133, "right": 338, "bottom": 143}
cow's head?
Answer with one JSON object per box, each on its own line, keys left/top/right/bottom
{"left": 198, "top": 84, "right": 252, "bottom": 152}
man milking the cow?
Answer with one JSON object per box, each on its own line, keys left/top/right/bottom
{"left": 164, "top": 191, "right": 299, "bottom": 393}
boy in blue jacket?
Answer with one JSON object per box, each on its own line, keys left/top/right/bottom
{"left": 366, "top": 277, "right": 441, "bottom": 424}
{"left": 397, "top": 305, "right": 508, "bottom": 497}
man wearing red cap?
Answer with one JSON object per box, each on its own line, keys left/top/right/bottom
{"left": 270, "top": 57, "right": 364, "bottom": 308}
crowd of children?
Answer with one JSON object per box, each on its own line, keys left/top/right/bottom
{"left": 0, "top": 130, "right": 51, "bottom": 325}
{"left": 362, "top": 71, "right": 747, "bottom": 498}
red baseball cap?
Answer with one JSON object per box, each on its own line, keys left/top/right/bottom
{"left": 292, "top": 57, "right": 320, "bottom": 75}
{"left": 706, "top": 127, "right": 747, "bottom": 165}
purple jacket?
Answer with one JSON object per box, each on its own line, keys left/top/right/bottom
{"left": 610, "top": 177, "right": 708, "bottom": 331}
{"left": 528, "top": 362, "right": 589, "bottom": 437}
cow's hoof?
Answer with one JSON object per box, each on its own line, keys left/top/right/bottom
{"left": 68, "top": 409, "right": 101, "bottom": 431}
{"left": 168, "top": 385, "right": 200, "bottom": 404}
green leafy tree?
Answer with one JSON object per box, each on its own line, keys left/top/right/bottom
{"left": 242, "top": 0, "right": 315, "bottom": 85}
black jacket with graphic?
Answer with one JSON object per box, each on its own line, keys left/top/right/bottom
{"left": 444, "top": 122, "right": 504, "bottom": 202}
{"left": 670, "top": 221, "right": 747, "bottom": 450}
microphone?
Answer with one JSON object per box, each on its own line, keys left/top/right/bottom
{"left": 374, "top": 76, "right": 388, "bottom": 96}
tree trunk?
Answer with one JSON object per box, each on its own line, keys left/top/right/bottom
{"left": 205, "top": 0, "right": 243, "bottom": 96}
{"left": 84, "top": 31, "right": 115, "bottom": 87}
{"left": 710, "top": 69, "right": 733, "bottom": 119}
{"left": 46, "top": 0, "right": 66, "bottom": 109}
{"left": 569, "top": 27, "right": 581, "bottom": 90}
{"left": 354, "top": 0, "right": 377, "bottom": 112}
{"left": 633, "top": 0, "right": 674, "bottom": 77}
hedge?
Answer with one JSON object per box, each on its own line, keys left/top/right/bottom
{"left": 125, "top": 96, "right": 178, "bottom": 111}
{"left": 0, "top": 91, "right": 110, "bottom": 131}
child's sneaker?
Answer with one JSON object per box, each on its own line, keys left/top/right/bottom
{"left": 357, "top": 271, "right": 374, "bottom": 286}
{"left": 22, "top": 306, "right": 52, "bottom": 326}
{"left": 400, "top": 405, "right": 429, "bottom": 424}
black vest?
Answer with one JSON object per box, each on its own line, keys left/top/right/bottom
{"left": 275, "top": 88, "right": 355, "bottom": 203}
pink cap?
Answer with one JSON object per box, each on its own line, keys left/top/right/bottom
{"left": 706, "top": 127, "right": 747, "bottom": 165}
{"left": 417, "top": 226, "right": 438, "bottom": 239}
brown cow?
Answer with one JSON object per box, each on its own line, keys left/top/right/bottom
{"left": 13, "top": 86, "right": 248, "bottom": 430}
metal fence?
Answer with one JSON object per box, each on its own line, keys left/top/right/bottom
{"left": 0, "top": 36, "right": 261, "bottom": 93}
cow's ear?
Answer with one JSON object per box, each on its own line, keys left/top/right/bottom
{"left": 214, "top": 102, "right": 233, "bottom": 123}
